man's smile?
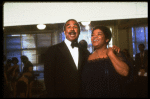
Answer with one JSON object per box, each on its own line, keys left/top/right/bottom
{"left": 69, "top": 31, "right": 76, "bottom": 37}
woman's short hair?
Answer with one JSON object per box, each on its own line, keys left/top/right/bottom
{"left": 92, "top": 25, "right": 112, "bottom": 44}
{"left": 6, "top": 59, "right": 12, "bottom": 63}
{"left": 12, "top": 57, "right": 19, "bottom": 64}
{"left": 20, "top": 55, "right": 28, "bottom": 61}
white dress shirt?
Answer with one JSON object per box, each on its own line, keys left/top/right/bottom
{"left": 140, "top": 51, "right": 144, "bottom": 57}
{"left": 64, "top": 39, "right": 79, "bottom": 69}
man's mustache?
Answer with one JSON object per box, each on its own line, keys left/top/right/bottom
{"left": 69, "top": 31, "right": 76, "bottom": 35}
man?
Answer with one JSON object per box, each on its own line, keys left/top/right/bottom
{"left": 79, "top": 40, "right": 91, "bottom": 54}
{"left": 135, "top": 44, "right": 148, "bottom": 76}
{"left": 79, "top": 40, "right": 88, "bottom": 49}
{"left": 44, "top": 19, "right": 90, "bottom": 98}
{"left": 134, "top": 43, "right": 148, "bottom": 98}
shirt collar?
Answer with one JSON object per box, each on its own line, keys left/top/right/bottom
{"left": 64, "top": 38, "right": 78, "bottom": 48}
{"left": 64, "top": 38, "right": 72, "bottom": 48}
{"left": 140, "top": 51, "right": 145, "bottom": 56}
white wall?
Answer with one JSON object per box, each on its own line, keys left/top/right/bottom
{"left": 3, "top": 2, "right": 148, "bottom": 27}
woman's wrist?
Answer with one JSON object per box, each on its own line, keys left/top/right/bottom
{"left": 107, "top": 49, "right": 115, "bottom": 57}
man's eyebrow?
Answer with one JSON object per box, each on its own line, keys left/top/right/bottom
{"left": 98, "top": 31, "right": 103, "bottom": 33}
{"left": 74, "top": 23, "right": 78, "bottom": 25}
{"left": 66, "top": 23, "right": 78, "bottom": 26}
{"left": 66, "top": 24, "right": 70, "bottom": 26}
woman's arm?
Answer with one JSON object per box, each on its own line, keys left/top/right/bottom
{"left": 7, "top": 66, "right": 13, "bottom": 72}
{"left": 107, "top": 47, "right": 129, "bottom": 76}
{"left": 12, "top": 65, "right": 19, "bottom": 77}
{"left": 28, "top": 67, "right": 33, "bottom": 72}
{"left": 4, "top": 72, "right": 8, "bottom": 85}
{"left": 22, "top": 72, "right": 32, "bottom": 77}
{"left": 22, "top": 66, "right": 33, "bottom": 77}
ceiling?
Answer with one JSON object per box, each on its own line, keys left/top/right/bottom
{"left": 3, "top": 2, "right": 148, "bottom": 27}
{"left": 3, "top": 18, "right": 148, "bottom": 34}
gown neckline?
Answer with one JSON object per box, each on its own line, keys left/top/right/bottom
{"left": 88, "top": 57, "right": 109, "bottom": 62}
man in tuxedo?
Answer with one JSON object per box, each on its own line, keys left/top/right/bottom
{"left": 44, "top": 19, "right": 90, "bottom": 98}
{"left": 79, "top": 40, "right": 91, "bottom": 54}
{"left": 135, "top": 44, "right": 148, "bottom": 76}
{"left": 134, "top": 43, "right": 148, "bottom": 98}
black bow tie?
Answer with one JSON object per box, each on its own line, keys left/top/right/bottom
{"left": 71, "top": 41, "right": 79, "bottom": 48}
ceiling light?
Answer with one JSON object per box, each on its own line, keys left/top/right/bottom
{"left": 81, "top": 21, "right": 90, "bottom": 26}
{"left": 37, "top": 24, "right": 46, "bottom": 30}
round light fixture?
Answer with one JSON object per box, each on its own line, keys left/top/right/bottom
{"left": 37, "top": 24, "right": 46, "bottom": 30}
{"left": 81, "top": 21, "right": 90, "bottom": 26}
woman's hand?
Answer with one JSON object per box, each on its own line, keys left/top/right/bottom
{"left": 112, "top": 45, "right": 120, "bottom": 53}
{"left": 106, "top": 45, "right": 129, "bottom": 76}
{"left": 107, "top": 45, "right": 120, "bottom": 56}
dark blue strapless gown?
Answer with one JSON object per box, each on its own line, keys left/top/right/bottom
{"left": 81, "top": 53, "right": 133, "bottom": 98}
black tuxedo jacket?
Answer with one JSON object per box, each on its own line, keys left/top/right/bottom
{"left": 44, "top": 41, "right": 90, "bottom": 98}
{"left": 135, "top": 50, "right": 148, "bottom": 73}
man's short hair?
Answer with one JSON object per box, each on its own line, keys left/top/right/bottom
{"left": 63, "top": 19, "right": 81, "bottom": 33}
{"left": 79, "top": 40, "right": 88, "bottom": 49}
{"left": 138, "top": 43, "right": 145, "bottom": 48}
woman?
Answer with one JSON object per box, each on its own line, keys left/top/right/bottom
{"left": 16, "top": 55, "right": 34, "bottom": 97}
{"left": 11, "top": 57, "right": 20, "bottom": 81}
{"left": 5, "top": 59, "right": 13, "bottom": 93}
{"left": 20, "top": 55, "right": 34, "bottom": 83}
{"left": 11, "top": 57, "right": 20, "bottom": 97}
{"left": 81, "top": 26, "right": 130, "bottom": 98}
{"left": 5, "top": 59, "right": 12, "bottom": 80}
{"left": 3, "top": 55, "right": 11, "bottom": 98}
{"left": 122, "top": 49, "right": 135, "bottom": 66}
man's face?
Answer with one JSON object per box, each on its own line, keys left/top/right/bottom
{"left": 64, "top": 20, "right": 80, "bottom": 42}
{"left": 138, "top": 45, "right": 145, "bottom": 52}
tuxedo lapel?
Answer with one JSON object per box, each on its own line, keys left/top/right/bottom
{"left": 137, "top": 53, "right": 140, "bottom": 59}
{"left": 78, "top": 47, "right": 83, "bottom": 71}
{"left": 143, "top": 51, "right": 147, "bottom": 60}
{"left": 58, "top": 41, "right": 77, "bottom": 70}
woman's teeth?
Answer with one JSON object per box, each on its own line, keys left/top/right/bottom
{"left": 94, "top": 40, "right": 98, "bottom": 41}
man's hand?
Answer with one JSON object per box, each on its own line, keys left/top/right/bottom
{"left": 139, "top": 69, "right": 145, "bottom": 76}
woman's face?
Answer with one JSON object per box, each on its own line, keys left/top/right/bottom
{"left": 91, "top": 29, "right": 109, "bottom": 49}
{"left": 12, "top": 60, "right": 17, "bottom": 64}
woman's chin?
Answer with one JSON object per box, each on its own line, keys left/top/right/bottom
{"left": 93, "top": 46, "right": 99, "bottom": 49}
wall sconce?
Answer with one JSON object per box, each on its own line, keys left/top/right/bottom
{"left": 37, "top": 24, "right": 46, "bottom": 30}
{"left": 81, "top": 21, "right": 90, "bottom": 26}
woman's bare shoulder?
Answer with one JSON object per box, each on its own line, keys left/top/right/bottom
{"left": 88, "top": 52, "right": 96, "bottom": 61}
